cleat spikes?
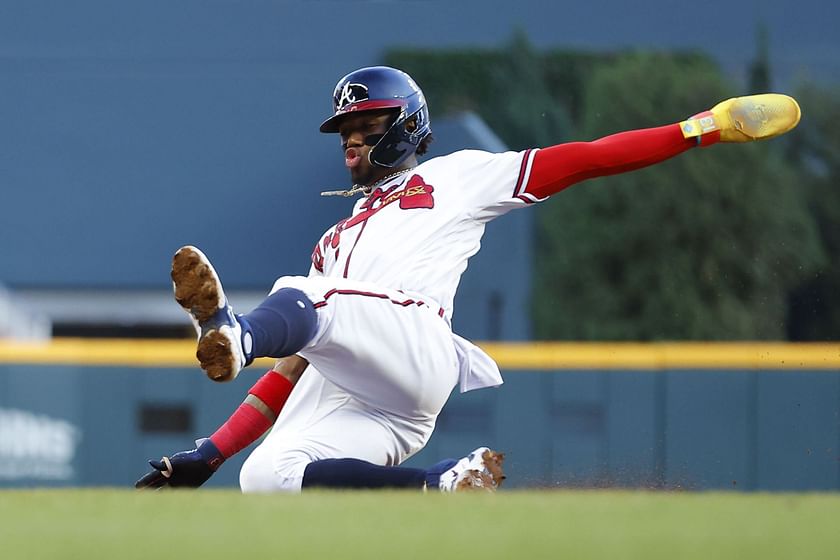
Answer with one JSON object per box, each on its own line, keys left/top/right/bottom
{"left": 172, "top": 246, "right": 245, "bottom": 383}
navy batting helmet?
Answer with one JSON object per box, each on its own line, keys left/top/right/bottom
{"left": 320, "top": 66, "right": 431, "bottom": 168}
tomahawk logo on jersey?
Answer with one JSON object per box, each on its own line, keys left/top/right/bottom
{"left": 310, "top": 175, "right": 436, "bottom": 275}
{"left": 309, "top": 149, "right": 542, "bottom": 319}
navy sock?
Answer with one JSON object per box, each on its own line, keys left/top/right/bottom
{"left": 302, "top": 459, "right": 427, "bottom": 489}
{"left": 239, "top": 288, "right": 318, "bottom": 360}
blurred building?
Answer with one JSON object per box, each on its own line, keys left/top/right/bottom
{"left": 7, "top": 111, "right": 533, "bottom": 341}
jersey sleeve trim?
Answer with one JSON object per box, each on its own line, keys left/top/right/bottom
{"left": 512, "top": 148, "right": 546, "bottom": 204}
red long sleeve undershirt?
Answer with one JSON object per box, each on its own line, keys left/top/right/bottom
{"left": 525, "top": 123, "right": 711, "bottom": 200}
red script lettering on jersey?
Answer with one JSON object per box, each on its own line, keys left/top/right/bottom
{"left": 310, "top": 174, "right": 435, "bottom": 273}
{"left": 347, "top": 174, "right": 435, "bottom": 227}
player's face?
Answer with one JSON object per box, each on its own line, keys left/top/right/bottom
{"left": 338, "top": 110, "right": 395, "bottom": 186}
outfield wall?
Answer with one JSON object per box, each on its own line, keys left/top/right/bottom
{"left": 1, "top": 340, "right": 838, "bottom": 490}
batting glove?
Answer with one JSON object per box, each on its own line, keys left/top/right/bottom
{"left": 135, "top": 438, "right": 225, "bottom": 489}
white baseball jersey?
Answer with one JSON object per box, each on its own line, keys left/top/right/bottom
{"left": 309, "top": 149, "right": 544, "bottom": 320}
{"left": 240, "top": 149, "right": 545, "bottom": 493}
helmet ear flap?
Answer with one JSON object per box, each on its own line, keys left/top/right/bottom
{"left": 369, "top": 105, "right": 432, "bottom": 168}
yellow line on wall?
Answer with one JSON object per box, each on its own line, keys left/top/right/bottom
{"left": 0, "top": 338, "right": 202, "bottom": 367}
{"left": 479, "top": 342, "right": 840, "bottom": 370}
{"left": 0, "top": 338, "right": 838, "bottom": 370}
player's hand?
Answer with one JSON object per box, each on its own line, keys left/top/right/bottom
{"left": 679, "top": 94, "right": 801, "bottom": 145}
{"left": 135, "top": 438, "right": 225, "bottom": 489}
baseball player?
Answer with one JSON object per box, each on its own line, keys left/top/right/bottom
{"left": 136, "top": 66, "right": 800, "bottom": 493}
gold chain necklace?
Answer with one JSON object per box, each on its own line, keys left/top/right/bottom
{"left": 320, "top": 167, "right": 415, "bottom": 198}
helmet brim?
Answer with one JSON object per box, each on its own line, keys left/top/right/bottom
{"left": 319, "top": 100, "right": 405, "bottom": 133}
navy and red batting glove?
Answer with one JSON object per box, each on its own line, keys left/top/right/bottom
{"left": 135, "top": 438, "right": 225, "bottom": 489}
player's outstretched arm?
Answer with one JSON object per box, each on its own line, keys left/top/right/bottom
{"left": 524, "top": 93, "right": 801, "bottom": 200}
{"left": 135, "top": 356, "right": 308, "bottom": 489}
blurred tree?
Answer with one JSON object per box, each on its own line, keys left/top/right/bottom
{"left": 532, "top": 53, "right": 824, "bottom": 340}
{"left": 386, "top": 42, "right": 827, "bottom": 340}
{"left": 385, "top": 33, "right": 574, "bottom": 149}
{"left": 786, "top": 84, "right": 840, "bottom": 340}
{"left": 383, "top": 48, "right": 504, "bottom": 116}
{"left": 484, "top": 30, "right": 572, "bottom": 150}
{"left": 748, "top": 23, "right": 772, "bottom": 93}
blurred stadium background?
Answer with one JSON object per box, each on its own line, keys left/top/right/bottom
{"left": 1, "top": 0, "right": 839, "bottom": 491}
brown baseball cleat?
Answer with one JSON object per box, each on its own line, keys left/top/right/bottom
{"left": 172, "top": 246, "right": 227, "bottom": 323}
{"left": 171, "top": 245, "right": 247, "bottom": 382}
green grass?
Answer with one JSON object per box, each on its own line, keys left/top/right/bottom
{"left": 1, "top": 489, "right": 838, "bottom": 560}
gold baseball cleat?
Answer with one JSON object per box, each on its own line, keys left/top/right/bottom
{"left": 680, "top": 93, "right": 801, "bottom": 143}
